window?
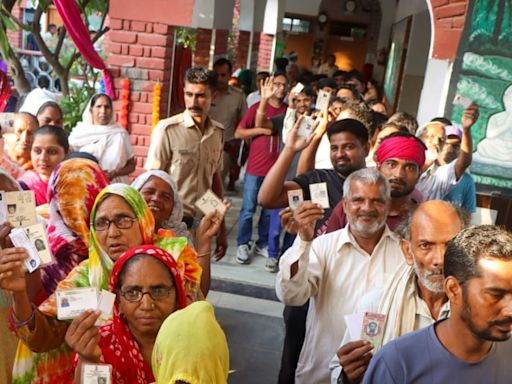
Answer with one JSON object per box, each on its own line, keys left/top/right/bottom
{"left": 283, "top": 17, "right": 311, "bottom": 33}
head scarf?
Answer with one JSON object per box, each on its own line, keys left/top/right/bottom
{"left": 152, "top": 301, "right": 229, "bottom": 384}
{"left": 82, "top": 93, "right": 116, "bottom": 125}
{"left": 89, "top": 184, "right": 155, "bottom": 288}
{"left": 42, "top": 159, "right": 109, "bottom": 294}
{"left": 97, "top": 245, "right": 187, "bottom": 384}
{"left": 131, "top": 171, "right": 189, "bottom": 238}
{"left": 376, "top": 135, "right": 426, "bottom": 169}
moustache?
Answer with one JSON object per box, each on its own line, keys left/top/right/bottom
{"left": 491, "top": 318, "right": 512, "bottom": 327}
{"left": 189, "top": 107, "right": 203, "bottom": 113}
{"left": 389, "top": 178, "right": 406, "bottom": 186}
{"left": 424, "top": 268, "right": 444, "bottom": 277}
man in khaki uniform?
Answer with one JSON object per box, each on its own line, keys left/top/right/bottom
{"left": 209, "top": 58, "right": 247, "bottom": 191}
{"left": 145, "top": 67, "right": 227, "bottom": 259}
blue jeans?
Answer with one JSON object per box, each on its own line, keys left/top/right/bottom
{"left": 268, "top": 208, "right": 296, "bottom": 259}
{"left": 237, "top": 173, "right": 270, "bottom": 247}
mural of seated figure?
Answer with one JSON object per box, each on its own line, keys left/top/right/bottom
{"left": 474, "top": 84, "right": 512, "bottom": 170}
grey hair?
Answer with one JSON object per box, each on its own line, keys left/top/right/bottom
{"left": 396, "top": 201, "right": 470, "bottom": 240}
{"left": 343, "top": 168, "right": 390, "bottom": 200}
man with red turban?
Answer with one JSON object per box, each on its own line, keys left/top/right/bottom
{"left": 323, "top": 131, "right": 426, "bottom": 232}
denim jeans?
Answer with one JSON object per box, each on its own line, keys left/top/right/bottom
{"left": 237, "top": 173, "right": 270, "bottom": 247}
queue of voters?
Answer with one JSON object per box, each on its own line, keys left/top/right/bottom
{"left": 1, "top": 0, "right": 512, "bottom": 383}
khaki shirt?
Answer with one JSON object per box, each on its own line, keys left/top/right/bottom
{"left": 209, "top": 85, "right": 247, "bottom": 142}
{"left": 144, "top": 110, "right": 224, "bottom": 217}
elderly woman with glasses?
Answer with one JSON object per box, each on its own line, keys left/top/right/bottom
{"left": 67, "top": 245, "right": 189, "bottom": 383}
{"left": 1, "top": 184, "right": 223, "bottom": 383}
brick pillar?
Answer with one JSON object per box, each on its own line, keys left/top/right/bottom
{"left": 194, "top": 28, "right": 212, "bottom": 67}
{"left": 7, "top": 3, "right": 23, "bottom": 49}
{"left": 214, "top": 29, "right": 229, "bottom": 57}
{"left": 106, "top": 18, "right": 174, "bottom": 177}
{"left": 430, "top": 0, "right": 469, "bottom": 60}
{"left": 257, "top": 33, "right": 274, "bottom": 71}
{"left": 235, "top": 30, "right": 250, "bottom": 69}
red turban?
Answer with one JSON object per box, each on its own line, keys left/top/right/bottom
{"left": 376, "top": 135, "right": 426, "bottom": 168}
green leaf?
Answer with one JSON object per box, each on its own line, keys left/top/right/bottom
{"left": 0, "top": 24, "right": 12, "bottom": 60}
{"left": 2, "top": 15, "right": 17, "bottom": 32}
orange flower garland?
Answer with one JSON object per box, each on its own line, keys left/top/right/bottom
{"left": 119, "top": 78, "right": 130, "bottom": 129}
{"left": 152, "top": 82, "right": 162, "bottom": 130}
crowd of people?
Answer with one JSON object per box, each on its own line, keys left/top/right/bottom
{"left": 0, "top": 50, "right": 510, "bottom": 384}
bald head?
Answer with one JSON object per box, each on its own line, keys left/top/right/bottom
{"left": 401, "top": 200, "right": 466, "bottom": 293}
{"left": 13, "top": 112, "right": 39, "bottom": 164}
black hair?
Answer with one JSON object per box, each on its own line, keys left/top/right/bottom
{"left": 273, "top": 71, "right": 288, "bottom": 81}
{"left": 327, "top": 118, "right": 369, "bottom": 144}
{"left": 347, "top": 69, "right": 364, "bottom": 84}
{"left": 431, "top": 117, "right": 452, "bottom": 126}
{"left": 369, "top": 111, "right": 389, "bottom": 138}
{"left": 256, "top": 71, "right": 270, "bottom": 78}
{"left": 34, "top": 125, "right": 69, "bottom": 153}
{"left": 332, "top": 70, "right": 347, "bottom": 79}
{"left": 184, "top": 67, "right": 217, "bottom": 90}
{"left": 36, "top": 101, "right": 63, "bottom": 118}
{"left": 213, "top": 57, "right": 233, "bottom": 73}
{"left": 64, "top": 151, "right": 99, "bottom": 164}
{"left": 318, "top": 77, "right": 337, "bottom": 90}
{"left": 444, "top": 225, "right": 512, "bottom": 284}
{"left": 274, "top": 57, "right": 289, "bottom": 72}
{"left": 300, "top": 86, "right": 316, "bottom": 98}
{"left": 337, "top": 84, "right": 360, "bottom": 100}
{"left": 90, "top": 93, "right": 113, "bottom": 110}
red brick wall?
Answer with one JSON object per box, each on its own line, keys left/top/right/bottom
{"left": 7, "top": 3, "right": 23, "bottom": 49}
{"left": 257, "top": 33, "right": 274, "bottom": 71}
{"left": 214, "top": 29, "right": 229, "bottom": 57}
{"left": 194, "top": 28, "right": 212, "bottom": 67}
{"left": 106, "top": 18, "right": 174, "bottom": 177}
{"left": 235, "top": 30, "right": 250, "bottom": 69}
{"left": 430, "top": 0, "right": 469, "bottom": 60}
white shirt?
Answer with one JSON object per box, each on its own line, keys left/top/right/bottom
{"left": 246, "top": 90, "right": 261, "bottom": 108}
{"left": 276, "top": 226, "right": 404, "bottom": 384}
{"left": 329, "top": 285, "right": 451, "bottom": 383}
{"left": 417, "top": 161, "right": 457, "bottom": 200}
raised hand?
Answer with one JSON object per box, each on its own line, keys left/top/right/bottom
{"left": 293, "top": 201, "right": 325, "bottom": 241}
{"left": 461, "top": 103, "right": 479, "bottom": 130}
{"left": 0, "top": 247, "right": 29, "bottom": 293}
{"left": 260, "top": 76, "right": 276, "bottom": 101}
{"left": 65, "top": 310, "right": 102, "bottom": 363}
{"left": 285, "top": 115, "right": 315, "bottom": 153}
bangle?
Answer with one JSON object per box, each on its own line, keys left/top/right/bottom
{"left": 10, "top": 303, "right": 36, "bottom": 327}
{"left": 197, "top": 251, "right": 211, "bottom": 258}
{"left": 256, "top": 110, "right": 265, "bottom": 116}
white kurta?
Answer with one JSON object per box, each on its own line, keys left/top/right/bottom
{"left": 276, "top": 226, "right": 404, "bottom": 384}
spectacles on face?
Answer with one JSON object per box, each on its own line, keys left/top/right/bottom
{"left": 273, "top": 82, "right": 288, "bottom": 88}
{"left": 94, "top": 216, "right": 137, "bottom": 231}
{"left": 120, "top": 286, "right": 174, "bottom": 302}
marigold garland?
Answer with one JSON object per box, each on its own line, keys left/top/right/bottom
{"left": 119, "top": 78, "right": 130, "bottom": 129}
{"left": 152, "top": 82, "right": 162, "bottom": 130}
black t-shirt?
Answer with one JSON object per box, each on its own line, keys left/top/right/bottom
{"left": 293, "top": 168, "right": 345, "bottom": 229}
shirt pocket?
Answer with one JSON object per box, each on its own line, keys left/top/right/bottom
{"left": 171, "top": 147, "right": 198, "bottom": 176}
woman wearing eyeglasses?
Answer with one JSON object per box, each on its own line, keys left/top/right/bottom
{"left": 2, "top": 184, "right": 223, "bottom": 383}
{"left": 67, "top": 245, "right": 189, "bottom": 384}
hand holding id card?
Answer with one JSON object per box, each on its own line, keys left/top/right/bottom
{"left": 0, "top": 191, "right": 37, "bottom": 227}
{"left": 195, "top": 189, "right": 227, "bottom": 217}
{"left": 56, "top": 288, "right": 116, "bottom": 321}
